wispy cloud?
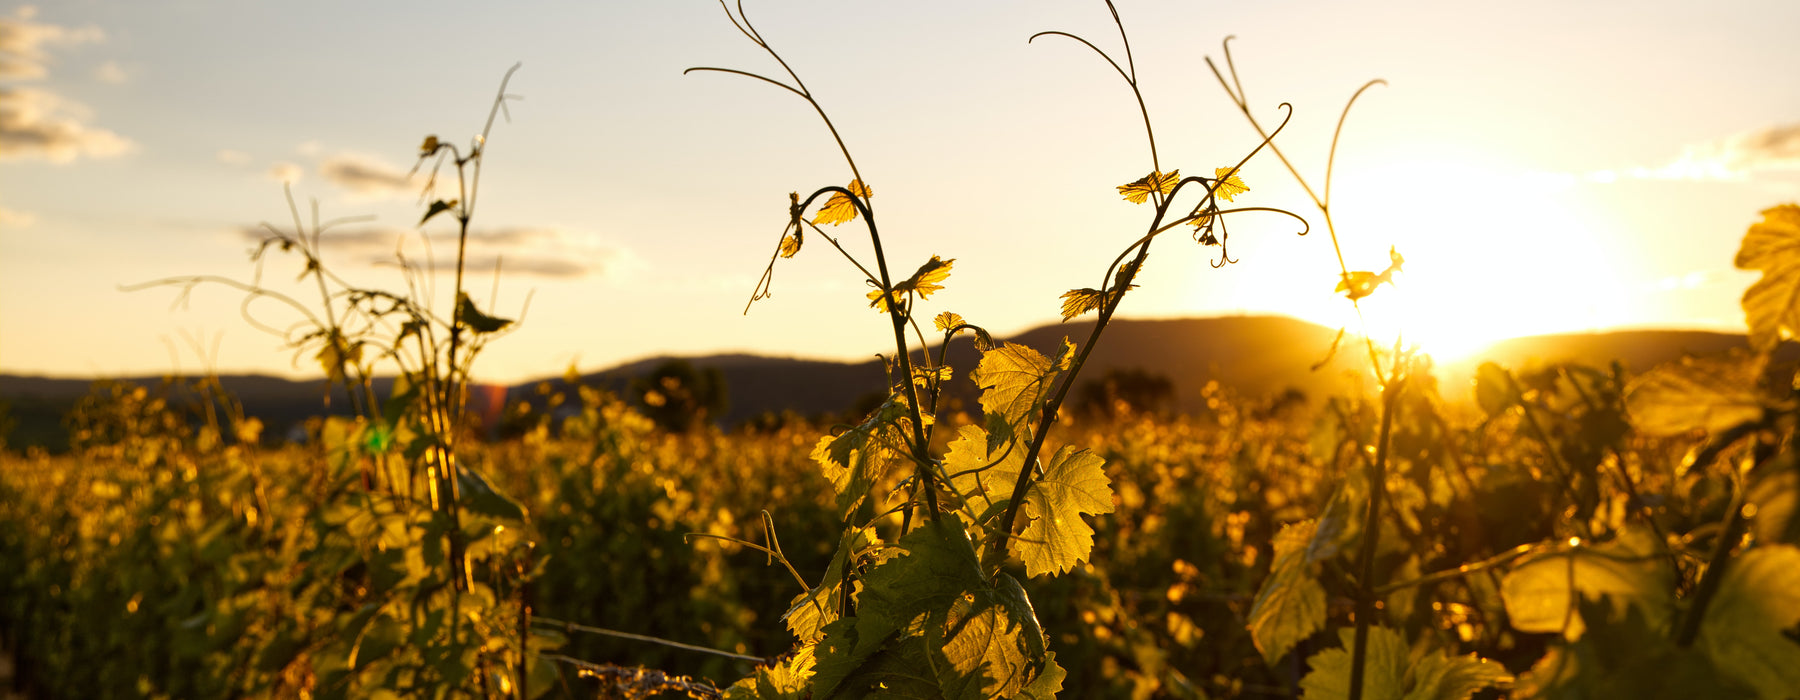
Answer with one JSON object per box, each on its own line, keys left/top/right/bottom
{"left": 215, "top": 148, "right": 251, "bottom": 166}
{"left": 236, "top": 224, "right": 638, "bottom": 281}
{"left": 92, "top": 59, "right": 126, "bottom": 84}
{"left": 319, "top": 153, "right": 413, "bottom": 199}
{"left": 0, "top": 86, "right": 133, "bottom": 162}
{"left": 0, "top": 8, "right": 130, "bottom": 164}
{"left": 267, "top": 161, "right": 302, "bottom": 184}
{"left": 0, "top": 205, "right": 36, "bottom": 228}
{"left": 0, "top": 7, "right": 104, "bottom": 80}
{"left": 1574, "top": 123, "right": 1800, "bottom": 184}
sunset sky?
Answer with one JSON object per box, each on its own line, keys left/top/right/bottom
{"left": 3, "top": 0, "right": 1798, "bottom": 384}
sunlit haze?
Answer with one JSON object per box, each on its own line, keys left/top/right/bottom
{"left": 2, "top": 1, "right": 1797, "bottom": 384}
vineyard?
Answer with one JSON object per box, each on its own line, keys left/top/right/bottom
{"left": 4, "top": 1, "right": 1800, "bottom": 698}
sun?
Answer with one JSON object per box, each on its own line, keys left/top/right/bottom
{"left": 1281, "top": 158, "right": 1648, "bottom": 367}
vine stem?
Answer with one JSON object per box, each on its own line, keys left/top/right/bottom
{"left": 1348, "top": 357, "right": 1404, "bottom": 700}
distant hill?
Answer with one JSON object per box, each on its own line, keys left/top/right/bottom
{"left": 2, "top": 316, "right": 1781, "bottom": 450}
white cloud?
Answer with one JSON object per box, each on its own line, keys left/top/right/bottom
{"left": 0, "top": 9, "right": 130, "bottom": 164}
{"left": 236, "top": 223, "right": 639, "bottom": 280}
{"left": 92, "top": 59, "right": 126, "bottom": 84}
{"left": 319, "top": 152, "right": 412, "bottom": 199}
{"left": 267, "top": 161, "right": 302, "bottom": 184}
{"left": 215, "top": 148, "right": 251, "bottom": 165}
{"left": 0, "top": 205, "right": 36, "bottom": 228}
{"left": 0, "top": 7, "right": 105, "bottom": 80}
{"left": 0, "top": 86, "right": 134, "bottom": 162}
{"left": 1621, "top": 123, "right": 1800, "bottom": 183}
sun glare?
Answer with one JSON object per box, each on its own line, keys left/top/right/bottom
{"left": 1286, "top": 159, "right": 1645, "bottom": 366}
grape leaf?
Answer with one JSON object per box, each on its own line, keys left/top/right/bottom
{"left": 418, "top": 134, "right": 440, "bottom": 155}
{"left": 810, "top": 395, "right": 910, "bottom": 518}
{"left": 1500, "top": 526, "right": 1672, "bottom": 640}
{"left": 814, "top": 179, "right": 873, "bottom": 227}
{"left": 1626, "top": 351, "right": 1769, "bottom": 436}
{"left": 1473, "top": 362, "right": 1516, "bottom": 418}
{"left": 1248, "top": 519, "right": 1327, "bottom": 666}
{"left": 1734, "top": 204, "right": 1800, "bottom": 352}
{"left": 779, "top": 233, "right": 802, "bottom": 258}
{"left": 971, "top": 340, "right": 1074, "bottom": 428}
{"left": 1299, "top": 626, "right": 1408, "bottom": 700}
{"left": 931, "top": 574, "right": 1044, "bottom": 699}
{"left": 1117, "top": 169, "right": 1180, "bottom": 204}
{"left": 420, "top": 198, "right": 458, "bottom": 225}
{"left": 1698, "top": 544, "right": 1800, "bottom": 700}
{"left": 1058, "top": 288, "right": 1116, "bottom": 322}
{"left": 456, "top": 292, "right": 513, "bottom": 334}
{"left": 1011, "top": 446, "right": 1116, "bottom": 578}
{"left": 934, "top": 311, "right": 966, "bottom": 333}
{"left": 1213, "top": 167, "right": 1249, "bottom": 201}
{"left": 943, "top": 425, "right": 1026, "bottom": 524}
{"left": 1336, "top": 247, "right": 1405, "bottom": 301}
{"left": 1299, "top": 626, "right": 1510, "bottom": 700}
{"left": 868, "top": 256, "right": 955, "bottom": 311}
{"left": 1517, "top": 596, "right": 1756, "bottom": 700}
{"left": 723, "top": 643, "right": 816, "bottom": 700}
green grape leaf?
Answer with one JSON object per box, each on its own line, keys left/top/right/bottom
{"left": 1011, "top": 446, "right": 1116, "bottom": 578}
{"left": 1473, "top": 362, "right": 1516, "bottom": 418}
{"left": 810, "top": 395, "right": 910, "bottom": 519}
{"left": 1212, "top": 167, "right": 1249, "bottom": 201}
{"left": 1248, "top": 519, "right": 1328, "bottom": 667}
{"left": 456, "top": 465, "right": 526, "bottom": 522}
{"left": 1299, "top": 626, "right": 1510, "bottom": 700}
{"left": 456, "top": 292, "right": 513, "bottom": 334}
{"left": 1734, "top": 203, "right": 1800, "bottom": 352}
{"left": 783, "top": 528, "right": 879, "bottom": 643}
{"left": 943, "top": 424, "right": 1026, "bottom": 525}
{"left": 316, "top": 332, "right": 362, "bottom": 382}
{"left": 1405, "top": 648, "right": 1512, "bottom": 700}
{"left": 1626, "top": 351, "right": 1769, "bottom": 436}
{"left": 857, "top": 519, "right": 987, "bottom": 646}
{"left": 1117, "top": 169, "right": 1180, "bottom": 204}
{"left": 1698, "top": 544, "right": 1800, "bottom": 700}
{"left": 971, "top": 340, "right": 1075, "bottom": 428}
{"left": 1518, "top": 596, "right": 1756, "bottom": 700}
{"left": 1500, "top": 526, "right": 1673, "bottom": 640}
{"left": 1299, "top": 626, "right": 1408, "bottom": 700}
{"left": 1019, "top": 652, "right": 1065, "bottom": 700}
{"left": 814, "top": 179, "right": 872, "bottom": 227}
{"left": 723, "top": 643, "right": 816, "bottom": 700}
{"left": 930, "top": 574, "right": 1043, "bottom": 700}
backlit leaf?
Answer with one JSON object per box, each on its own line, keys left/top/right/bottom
{"left": 1011, "top": 446, "right": 1115, "bottom": 577}
{"left": 1500, "top": 526, "right": 1672, "bottom": 640}
{"left": 1058, "top": 288, "right": 1112, "bottom": 322}
{"left": 779, "top": 233, "right": 801, "bottom": 258}
{"left": 1336, "top": 270, "right": 1385, "bottom": 301}
{"left": 1473, "top": 362, "right": 1516, "bottom": 418}
{"left": 1734, "top": 204, "right": 1800, "bottom": 352}
{"left": 813, "top": 179, "right": 872, "bottom": 227}
{"left": 1299, "top": 626, "right": 1408, "bottom": 700}
{"left": 898, "top": 256, "right": 953, "bottom": 299}
{"left": 418, "top": 135, "right": 440, "bottom": 155}
{"left": 971, "top": 340, "right": 1074, "bottom": 428}
{"left": 1698, "top": 544, "right": 1800, "bottom": 700}
{"left": 1117, "top": 169, "right": 1180, "bottom": 204}
{"left": 934, "top": 311, "right": 966, "bottom": 333}
{"left": 1299, "top": 626, "right": 1510, "bottom": 700}
{"left": 1213, "top": 167, "right": 1249, "bottom": 201}
{"left": 810, "top": 394, "right": 910, "bottom": 518}
{"left": 1248, "top": 520, "right": 1327, "bottom": 666}
{"left": 1626, "top": 351, "right": 1768, "bottom": 436}
{"left": 943, "top": 425, "right": 1026, "bottom": 525}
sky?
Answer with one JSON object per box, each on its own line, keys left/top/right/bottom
{"left": 2, "top": 0, "right": 1798, "bottom": 384}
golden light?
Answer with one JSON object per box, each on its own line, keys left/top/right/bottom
{"left": 1303, "top": 159, "right": 1647, "bottom": 366}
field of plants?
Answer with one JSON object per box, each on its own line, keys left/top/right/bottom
{"left": 4, "top": 1, "right": 1800, "bottom": 698}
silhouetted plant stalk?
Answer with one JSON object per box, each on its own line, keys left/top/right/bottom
{"left": 1208, "top": 36, "right": 1403, "bottom": 700}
